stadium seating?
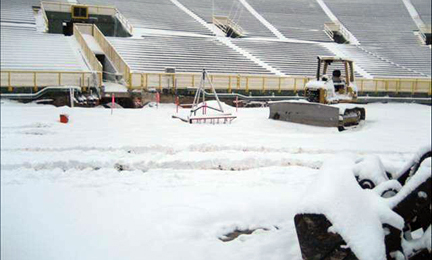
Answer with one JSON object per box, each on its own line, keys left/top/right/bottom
{"left": 411, "top": 0, "right": 431, "bottom": 25}
{"left": 0, "top": 25, "right": 89, "bottom": 71}
{"left": 107, "top": 35, "right": 272, "bottom": 74}
{"left": 85, "top": 0, "right": 213, "bottom": 35}
{"left": 324, "top": 0, "right": 431, "bottom": 77}
{"left": 178, "top": 0, "right": 276, "bottom": 38}
{"left": 233, "top": 39, "right": 334, "bottom": 75}
{"left": 0, "top": 0, "right": 40, "bottom": 24}
{"left": 246, "top": 0, "right": 333, "bottom": 42}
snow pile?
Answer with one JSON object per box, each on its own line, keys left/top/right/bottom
{"left": 299, "top": 156, "right": 404, "bottom": 260}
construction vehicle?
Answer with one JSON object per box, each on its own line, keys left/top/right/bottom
{"left": 294, "top": 145, "right": 431, "bottom": 260}
{"left": 269, "top": 56, "right": 365, "bottom": 131}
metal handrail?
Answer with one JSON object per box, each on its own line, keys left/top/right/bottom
{"left": 74, "top": 24, "right": 103, "bottom": 73}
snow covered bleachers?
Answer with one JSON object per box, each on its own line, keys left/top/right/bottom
{"left": 233, "top": 40, "right": 334, "bottom": 76}
{"left": 177, "top": 0, "right": 275, "bottom": 38}
{"left": 107, "top": 35, "right": 272, "bottom": 74}
{"left": 245, "top": 0, "right": 332, "bottom": 42}
{"left": 324, "top": 0, "right": 431, "bottom": 77}
{"left": 84, "top": 0, "right": 212, "bottom": 35}
{"left": 335, "top": 44, "right": 426, "bottom": 78}
{"left": 0, "top": 0, "right": 40, "bottom": 24}
{"left": 0, "top": 25, "right": 88, "bottom": 71}
{"left": 411, "top": 0, "right": 431, "bottom": 25}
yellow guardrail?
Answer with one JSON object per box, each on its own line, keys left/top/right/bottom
{"left": 129, "top": 72, "right": 432, "bottom": 95}
{"left": 0, "top": 70, "right": 102, "bottom": 91}
{"left": 93, "top": 25, "right": 131, "bottom": 86}
{"left": 41, "top": 1, "right": 133, "bottom": 35}
{"left": 73, "top": 24, "right": 103, "bottom": 78}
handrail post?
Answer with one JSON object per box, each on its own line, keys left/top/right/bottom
{"left": 429, "top": 80, "right": 432, "bottom": 96}
{"left": 228, "top": 76, "right": 232, "bottom": 92}
{"left": 172, "top": 74, "right": 176, "bottom": 93}
{"left": 246, "top": 77, "right": 249, "bottom": 93}
{"left": 396, "top": 79, "right": 400, "bottom": 94}
{"left": 8, "top": 72, "right": 12, "bottom": 92}
{"left": 278, "top": 77, "right": 282, "bottom": 93}
{"left": 34, "top": 72, "right": 38, "bottom": 91}
{"left": 192, "top": 74, "right": 195, "bottom": 87}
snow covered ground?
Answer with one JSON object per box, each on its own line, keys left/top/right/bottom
{"left": 1, "top": 100, "right": 431, "bottom": 260}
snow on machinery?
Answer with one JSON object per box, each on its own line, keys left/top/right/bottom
{"left": 294, "top": 145, "right": 431, "bottom": 260}
{"left": 269, "top": 56, "right": 366, "bottom": 131}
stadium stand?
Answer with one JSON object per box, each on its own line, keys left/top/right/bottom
{"left": 233, "top": 39, "right": 334, "bottom": 75}
{"left": 245, "top": 0, "right": 333, "bottom": 42}
{"left": 107, "top": 35, "right": 272, "bottom": 74}
{"left": 177, "top": 0, "right": 275, "bottom": 38}
{"left": 84, "top": 0, "right": 213, "bottom": 35}
{"left": 324, "top": 0, "right": 431, "bottom": 77}
{"left": 0, "top": 0, "right": 40, "bottom": 24}
{"left": 332, "top": 44, "right": 426, "bottom": 78}
{"left": 411, "top": 0, "right": 431, "bottom": 24}
{"left": 0, "top": 25, "right": 89, "bottom": 71}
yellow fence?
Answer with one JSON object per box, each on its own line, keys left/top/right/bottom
{"left": 74, "top": 24, "right": 103, "bottom": 78}
{"left": 0, "top": 70, "right": 102, "bottom": 91}
{"left": 93, "top": 25, "right": 131, "bottom": 85}
{"left": 129, "top": 72, "right": 432, "bottom": 95}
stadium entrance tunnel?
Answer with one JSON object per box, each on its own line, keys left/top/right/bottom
{"left": 41, "top": 2, "right": 132, "bottom": 37}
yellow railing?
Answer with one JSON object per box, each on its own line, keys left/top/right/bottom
{"left": 41, "top": 1, "right": 133, "bottom": 35}
{"left": 129, "top": 72, "right": 432, "bottom": 95}
{"left": 73, "top": 24, "right": 103, "bottom": 76}
{"left": 93, "top": 25, "right": 131, "bottom": 86}
{"left": 0, "top": 70, "right": 102, "bottom": 91}
{"left": 1, "top": 70, "right": 430, "bottom": 96}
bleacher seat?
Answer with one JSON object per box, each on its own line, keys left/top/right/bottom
{"left": 246, "top": 0, "right": 333, "bottom": 42}
{"left": 0, "top": 25, "right": 89, "bottom": 71}
{"left": 107, "top": 35, "right": 272, "bottom": 74}
{"left": 84, "top": 0, "right": 213, "bottom": 35}
{"left": 178, "top": 0, "right": 276, "bottom": 38}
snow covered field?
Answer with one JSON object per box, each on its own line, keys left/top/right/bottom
{"left": 1, "top": 100, "right": 431, "bottom": 260}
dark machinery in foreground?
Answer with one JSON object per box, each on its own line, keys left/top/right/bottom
{"left": 269, "top": 56, "right": 365, "bottom": 131}
{"left": 295, "top": 147, "right": 431, "bottom": 260}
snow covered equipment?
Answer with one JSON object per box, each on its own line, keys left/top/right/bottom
{"left": 294, "top": 146, "right": 431, "bottom": 260}
{"left": 172, "top": 69, "right": 236, "bottom": 124}
{"left": 269, "top": 56, "right": 365, "bottom": 131}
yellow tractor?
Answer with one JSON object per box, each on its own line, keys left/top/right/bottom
{"left": 269, "top": 56, "right": 366, "bottom": 131}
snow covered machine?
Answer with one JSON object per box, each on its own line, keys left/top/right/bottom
{"left": 269, "top": 56, "right": 365, "bottom": 131}
{"left": 294, "top": 146, "right": 431, "bottom": 260}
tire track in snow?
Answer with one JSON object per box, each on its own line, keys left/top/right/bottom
{"left": 1, "top": 144, "right": 414, "bottom": 157}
